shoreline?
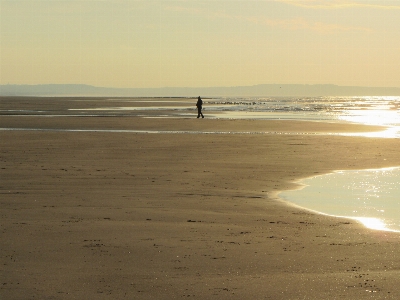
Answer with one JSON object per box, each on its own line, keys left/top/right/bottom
{"left": 1, "top": 98, "right": 400, "bottom": 299}
{"left": 277, "top": 166, "right": 400, "bottom": 233}
{"left": 276, "top": 192, "right": 400, "bottom": 234}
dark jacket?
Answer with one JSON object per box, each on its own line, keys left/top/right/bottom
{"left": 196, "top": 98, "right": 203, "bottom": 108}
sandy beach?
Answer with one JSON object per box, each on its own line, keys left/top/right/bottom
{"left": 1, "top": 97, "right": 400, "bottom": 299}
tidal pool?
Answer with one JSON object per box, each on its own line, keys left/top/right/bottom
{"left": 279, "top": 167, "right": 400, "bottom": 232}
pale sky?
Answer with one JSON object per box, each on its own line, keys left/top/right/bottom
{"left": 1, "top": 0, "right": 399, "bottom": 88}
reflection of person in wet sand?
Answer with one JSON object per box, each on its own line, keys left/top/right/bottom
{"left": 196, "top": 96, "right": 204, "bottom": 118}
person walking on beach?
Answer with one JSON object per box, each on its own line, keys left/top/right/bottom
{"left": 196, "top": 96, "right": 204, "bottom": 118}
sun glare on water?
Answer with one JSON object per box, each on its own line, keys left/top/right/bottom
{"left": 350, "top": 217, "right": 393, "bottom": 232}
{"left": 279, "top": 167, "right": 400, "bottom": 233}
{"left": 336, "top": 97, "right": 400, "bottom": 138}
{"left": 339, "top": 109, "right": 399, "bottom": 126}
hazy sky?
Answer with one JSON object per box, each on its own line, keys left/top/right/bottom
{"left": 1, "top": 0, "right": 399, "bottom": 88}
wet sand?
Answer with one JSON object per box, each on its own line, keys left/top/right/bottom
{"left": 1, "top": 97, "right": 400, "bottom": 299}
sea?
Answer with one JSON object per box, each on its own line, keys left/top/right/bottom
{"left": 1, "top": 95, "right": 400, "bottom": 232}
{"left": 203, "top": 96, "right": 400, "bottom": 138}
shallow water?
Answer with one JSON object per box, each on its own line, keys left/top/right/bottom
{"left": 205, "top": 96, "right": 400, "bottom": 138}
{"left": 64, "top": 96, "right": 400, "bottom": 138}
{"left": 279, "top": 167, "right": 400, "bottom": 232}
{"left": 4, "top": 96, "right": 399, "bottom": 137}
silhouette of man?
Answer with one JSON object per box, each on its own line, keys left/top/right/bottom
{"left": 196, "top": 96, "right": 204, "bottom": 118}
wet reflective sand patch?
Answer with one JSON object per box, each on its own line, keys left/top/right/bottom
{"left": 279, "top": 167, "right": 400, "bottom": 232}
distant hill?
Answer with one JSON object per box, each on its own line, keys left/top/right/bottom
{"left": 1, "top": 84, "right": 399, "bottom": 97}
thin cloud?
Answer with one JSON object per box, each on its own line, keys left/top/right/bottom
{"left": 279, "top": 0, "right": 400, "bottom": 10}
{"left": 164, "top": 4, "right": 372, "bottom": 34}
{"left": 257, "top": 17, "right": 371, "bottom": 33}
